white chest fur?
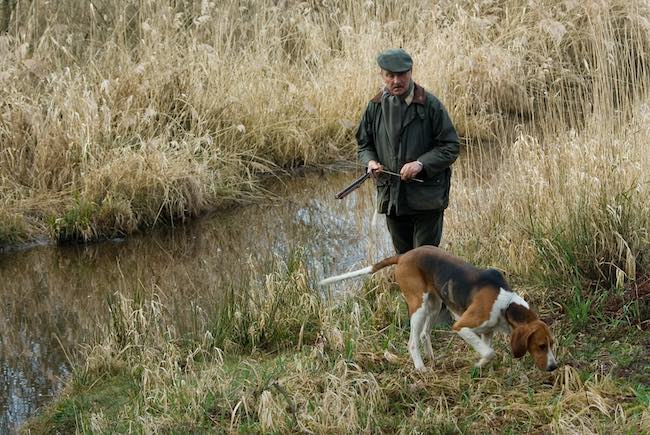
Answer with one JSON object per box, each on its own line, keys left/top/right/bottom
{"left": 477, "top": 288, "right": 528, "bottom": 333}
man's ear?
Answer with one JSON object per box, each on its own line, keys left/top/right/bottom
{"left": 510, "top": 325, "right": 533, "bottom": 358}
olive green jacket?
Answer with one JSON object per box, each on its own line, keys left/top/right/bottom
{"left": 357, "top": 83, "right": 460, "bottom": 215}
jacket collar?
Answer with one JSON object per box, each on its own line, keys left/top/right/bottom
{"left": 371, "top": 82, "right": 426, "bottom": 105}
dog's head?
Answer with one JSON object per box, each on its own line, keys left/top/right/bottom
{"left": 511, "top": 320, "right": 557, "bottom": 371}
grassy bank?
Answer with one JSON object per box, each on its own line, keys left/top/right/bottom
{"left": 23, "top": 251, "right": 649, "bottom": 433}
{"left": 2, "top": 0, "right": 650, "bottom": 244}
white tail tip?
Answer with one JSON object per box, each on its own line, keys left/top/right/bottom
{"left": 318, "top": 266, "right": 373, "bottom": 286}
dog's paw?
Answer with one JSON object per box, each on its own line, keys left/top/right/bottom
{"left": 475, "top": 350, "right": 495, "bottom": 368}
{"left": 474, "top": 359, "right": 488, "bottom": 368}
{"left": 413, "top": 363, "right": 428, "bottom": 372}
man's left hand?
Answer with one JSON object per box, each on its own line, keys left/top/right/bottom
{"left": 400, "top": 161, "right": 423, "bottom": 180}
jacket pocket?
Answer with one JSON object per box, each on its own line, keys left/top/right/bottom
{"left": 405, "top": 173, "right": 448, "bottom": 210}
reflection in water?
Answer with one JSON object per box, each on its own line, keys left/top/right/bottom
{"left": 0, "top": 170, "right": 395, "bottom": 432}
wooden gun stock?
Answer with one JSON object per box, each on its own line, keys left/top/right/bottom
{"left": 335, "top": 172, "right": 371, "bottom": 199}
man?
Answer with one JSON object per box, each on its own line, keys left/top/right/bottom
{"left": 357, "top": 48, "right": 460, "bottom": 254}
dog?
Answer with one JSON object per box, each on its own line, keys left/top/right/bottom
{"left": 319, "top": 245, "right": 558, "bottom": 372}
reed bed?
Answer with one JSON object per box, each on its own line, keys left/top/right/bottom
{"left": 448, "top": 109, "right": 650, "bottom": 290}
{"left": 2, "top": 0, "right": 650, "bottom": 244}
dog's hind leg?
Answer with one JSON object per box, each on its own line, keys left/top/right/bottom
{"left": 420, "top": 311, "right": 434, "bottom": 362}
{"left": 396, "top": 264, "right": 431, "bottom": 371}
{"left": 420, "top": 292, "right": 442, "bottom": 362}
{"left": 408, "top": 301, "right": 427, "bottom": 371}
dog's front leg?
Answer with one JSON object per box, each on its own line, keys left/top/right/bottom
{"left": 481, "top": 330, "right": 494, "bottom": 347}
{"left": 457, "top": 327, "right": 495, "bottom": 368}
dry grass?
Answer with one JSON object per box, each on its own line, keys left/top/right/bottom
{"left": 23, "top": 261, "right": 649, "bottom": 433}
{"left": 2, "top": 0, "right": 650, "bottom": 243}
{"left": 447, "top": 108, "right": 650, "bottom": 289}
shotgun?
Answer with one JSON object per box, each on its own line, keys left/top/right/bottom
{"left": 335, "top": 169, "right": 423, "bottom": 200}
{"left": 335, "top": 172, "right": 371, "bottom": 199}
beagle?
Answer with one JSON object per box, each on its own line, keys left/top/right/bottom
{"left": 319, "top": 245, "right": 558, "bottom": 372}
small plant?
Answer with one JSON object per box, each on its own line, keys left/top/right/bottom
{"left": 49, "top": 194, "right": 98, "bottom": 243}
{"left": 211, "top": 251, "right": 323, "bottom": 353}
{"left": 632, "top": 384, "right": 650, "bottom": 409}
{"left": 563, "top": 285, "right": 592, "bottom": 330}
{"left": 0, "top": 210, "right": 28, "bottom": 246}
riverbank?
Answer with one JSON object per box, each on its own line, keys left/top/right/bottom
{"left": 23, "top": 255, "right": 649, "bottom": 433}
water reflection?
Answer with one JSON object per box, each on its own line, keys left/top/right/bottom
{"left": 0, "top": 169, "right": 395, "bottom": 432}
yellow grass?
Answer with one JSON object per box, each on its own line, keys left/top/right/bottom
{"left": 23, "top": 263, "right": 648, "bottom": 433}
{"left": 2, "top": 0, "right": 650, "bottom": 244}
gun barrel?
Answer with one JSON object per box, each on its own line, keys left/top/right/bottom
{"left": 335, "top": 168, "right": 423, "bottom": 200}
{"left": 335, "top": 172, "right": 370, "bottom": 199}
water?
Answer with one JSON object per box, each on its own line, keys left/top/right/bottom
{"left": 0, "top": 169, "right": 396, "bottom": 432}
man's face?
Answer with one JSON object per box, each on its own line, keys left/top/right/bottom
{"left": 381, "top": 69, "right": 412, "bottom": 96}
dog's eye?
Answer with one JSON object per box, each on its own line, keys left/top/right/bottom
{"left": 539, "top": 344, "right": 547, "bottom": 350}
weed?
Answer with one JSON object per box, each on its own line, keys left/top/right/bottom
{"left": 0, "top": 210, "right": 28, "bottom": 246}
{"left": 563, "top": 285, "right": 592, "bottom": 330}
{"left": 49, "top": 194, "right": 98, "bottom": 243}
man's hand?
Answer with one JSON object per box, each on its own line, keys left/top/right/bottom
{"left": 367, "top": 160, "right": 384, "bottom": 177}
{"left": 400, "top": 161, "right": 423, "bottom": 180}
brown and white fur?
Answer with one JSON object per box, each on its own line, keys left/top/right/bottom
{"left": 319, "top": 246, "right": 558, "bottom": 372}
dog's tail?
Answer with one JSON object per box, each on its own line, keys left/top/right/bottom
{"left": 318, "top": 255, "right": 401, "bottom": 286}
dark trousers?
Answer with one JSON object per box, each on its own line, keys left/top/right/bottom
{"left": 385, "top": 209, "right": 444, "bottom": 254}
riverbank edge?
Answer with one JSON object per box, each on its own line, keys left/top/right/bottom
{"left": 0, "top": 161, "right": 360, "bottom": 254}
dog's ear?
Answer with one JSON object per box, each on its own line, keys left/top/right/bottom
{"left": 510, "top": 325, "right": 533, "bottom": 358}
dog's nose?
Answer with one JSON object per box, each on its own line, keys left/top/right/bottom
{"left": 546, "top": 363, "right": 558, "bottom": 372}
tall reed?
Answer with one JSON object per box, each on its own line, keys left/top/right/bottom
{"left": 2, "top": 0, "right": 650, "bottom": 243}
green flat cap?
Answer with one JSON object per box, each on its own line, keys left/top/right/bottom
{"left": 377, "top": 48, "right": 413, "bottom": 73}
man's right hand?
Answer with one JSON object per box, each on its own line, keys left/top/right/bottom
{"left": 368, "top": 160, "right": 384, "bottom": 177}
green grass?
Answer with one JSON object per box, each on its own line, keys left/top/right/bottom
{"left": 28, "top": 370, "right": 139, "bottom": 434}
{"left": 48, "top": 194, "right": 99, "bottom": 243}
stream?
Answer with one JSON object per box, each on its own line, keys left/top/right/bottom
{"left": 0, "top": 169, "right": 398, "bottom": 432}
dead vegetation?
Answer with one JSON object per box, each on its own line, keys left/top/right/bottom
{"left": 2, "top": 0, "right": 650, "bottom": 244}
